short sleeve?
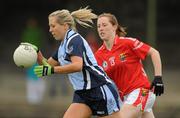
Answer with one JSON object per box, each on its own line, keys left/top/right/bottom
{"left": 66, "top": 35, "right": 84, "bottom": 58}
{"left": 126, "top": 37, "right": 151, "bottom": 60}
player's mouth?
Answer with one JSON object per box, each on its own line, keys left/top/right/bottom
{"left": 100, "top": 32, "right": 105, "bottom": 37}
{"left": 52, "top": 33, "right": 56, "bottom": 37}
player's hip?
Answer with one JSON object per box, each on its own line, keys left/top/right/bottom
{"left": 122, "top": 88, "right": 156, "bottom": 112}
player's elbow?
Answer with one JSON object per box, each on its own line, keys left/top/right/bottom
{"left": 148, "top": 47, "right": 160, "bottom": 56}
{"left": 73, "top": 62, "right": 83, "bottom": 72}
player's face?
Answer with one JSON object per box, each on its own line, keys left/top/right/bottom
{"left": 97, "top": 17, "right": 116, "bottom": 41}
{"left": 49, "top": 16, "right": 67, "bottom": 41}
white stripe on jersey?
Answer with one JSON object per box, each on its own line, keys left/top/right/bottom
{"left": 121, "top": 37, "right": 136, "bottom": 41}
{"left": 85, "top": 69, "right": 91, "bottom": 89}
{"left": 100, "top": 86, "right": 106, "bottom": 100}
{"left": 83, "top": 52, "right": 112, "bottom": 83}
{"left": 121, "top": 37, "right": 144, "bottom": 50}
{"left": 133, "top": 42, "right": 143, "bottom": 50}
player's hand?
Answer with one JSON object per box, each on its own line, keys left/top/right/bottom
{"left": 42, "top": 58, "right": 48, "bottom": 65}
{"left": 20, "top": 42, "right": 39, "bottom": 52}
{"left": 150, "top": 76, "right": 164, "bottom": 96}
{"left": 34, "top": 63, "right": 54, "bottom": 77}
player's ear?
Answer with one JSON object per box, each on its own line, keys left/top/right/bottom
{"left": 113, "top": 24, "right": 118, "bottom": 32}
{"left": 64, "top": 23, "right": 70, "bottom": 30}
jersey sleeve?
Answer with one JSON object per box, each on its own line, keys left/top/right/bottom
{"left": 65, "top": 35, "right": 84, "bottom": 61}
{"left": 126, "top": 37, "right": 151, "bottom": 60}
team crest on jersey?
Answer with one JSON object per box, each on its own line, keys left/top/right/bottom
{"left": 102, "top": 61, "right": 108, "bottom": 69}
{"left": 109, "top": 56, "right": 115, "bottom": 66}
{"left": 67, "top": 45, "right": 73, "bottom": 53}
{"left": 119, "top": 53, "right": 126, "bottom": 62}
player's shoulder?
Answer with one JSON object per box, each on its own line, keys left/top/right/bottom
{"left": 97, "top": 44, "right": 105, "bottom": 52}
{"left": 95, "top": 45, "right": 105, "bottom": 55}
{"left": 67, "top": 33, "right": 83, "bottom": 45}
{"left": 119, "top": 36, "right": 137, "bottom": 42}
{"left": 118, "top": 36, "right": 139, "bottom": 46}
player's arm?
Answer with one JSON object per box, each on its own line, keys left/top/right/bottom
{"left": 47, "top": 57, "right": 59, "bottom": 67}
{"left": 34, "top": 36, "right": 83, "bottom": 76}
{"left": 34, "top": 55, "right": 82, "bottom": 77}
{"left": 148, "top": 47, "right": 164, "bottom": 96}
{"left": 147, "top": 47, "right": 162, "bottom": 76}
{"left": 54, "top": 56, "right": 83, "bottom": 74}
{"left": 53, "top": 36, "right": 83, "bottom": 73}
{"left": 127, "top": 38, "right": 161, "bottom": 74}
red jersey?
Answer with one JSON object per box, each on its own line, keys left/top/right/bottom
{"left": 95, "top": 36, "right": 151, "bottom": 96}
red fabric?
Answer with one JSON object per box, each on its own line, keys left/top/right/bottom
{"left": 95, "top": 36, "right": 151, "bottom": 96}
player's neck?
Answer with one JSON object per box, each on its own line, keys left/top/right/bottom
{"left": 104, "top": 37, "right": 115, "bottom": 51}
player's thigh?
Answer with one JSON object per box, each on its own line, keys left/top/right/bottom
{"left": 144, "top": 91, "right": 156, "bottom": 112}
{"left": 63, "top": 103, "right": 92, "bottom": 118}
{"left": 142, "top": 111, "right": 155, "bottom": 118}
{"left": 120, "top": 104, "right": 141, "bottom": 118}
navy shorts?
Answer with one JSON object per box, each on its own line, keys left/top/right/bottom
{"left": 73, "top": 83, "right": 121, "bottom": 116}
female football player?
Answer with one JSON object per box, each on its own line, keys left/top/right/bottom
{"left": 31, "top": 8, "right": 122, "bottom": 118}
{"left": 95, "top": 13, "right": 164, "bottom": 118}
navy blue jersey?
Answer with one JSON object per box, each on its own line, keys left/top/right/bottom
{"left": 52, "top": 29, "right": 112, "bottom": 90}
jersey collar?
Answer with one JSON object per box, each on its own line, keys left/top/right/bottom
{"left": 61, "top": 29, "right": 76, "bottom": 45}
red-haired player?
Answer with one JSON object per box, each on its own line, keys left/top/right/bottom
{"left": 95, "top": 13, "right": 164, "bottom": 118}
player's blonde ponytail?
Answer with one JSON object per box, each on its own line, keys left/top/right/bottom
{"left": 71, "top": 7, "right": 97, "bottom": 28}
{"left": 49, "top": 7, "right": 97, "bottom": 31}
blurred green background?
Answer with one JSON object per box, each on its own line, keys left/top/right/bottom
{"left": 0, "top": 0, "right": 180, "bottom": 118}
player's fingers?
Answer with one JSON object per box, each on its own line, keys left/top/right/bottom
{"left": 34, "top": 66, "right": 43, "bottom": 71}
{"left": 154, "top": 86, "right": 158, "bottom": 96}
{"left": 42, "top": 59, "right": 48, "bottom": 65}
{"left": 157, "top": 86, "right": 162, "bottom": 96}
{"left": 34, "top": 71, "right": 42, "bottom": 75}
{"left": 36, "top": 73, "right": 43, "bottom": 78}
{"left": 160, "top": 86, "right": 164, "bottom": 95}
{"left": 34, "top": 67, "right": 43, "bottom": 76}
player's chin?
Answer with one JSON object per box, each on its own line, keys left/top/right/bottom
{"left": 99, "top": 35, "right": 106, "bottom": 40}
{"left": 54, "top": 37, "right": 61, "bottom": 41}
{"left": 99, "top": 35, "right": 104, "bottom": 40}
{"left": 101, "top": 37, "right": 108, "bottom": 41}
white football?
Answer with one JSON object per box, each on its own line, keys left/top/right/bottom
{"left": 13, "top": 44, "right": 37, "bottom": 68}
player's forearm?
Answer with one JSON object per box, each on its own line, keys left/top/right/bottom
{"left": 53, "top": 62, "right": 82, "bottom": 74}
{"left": 150, "top": 48, "right": 162, "bottom": 76}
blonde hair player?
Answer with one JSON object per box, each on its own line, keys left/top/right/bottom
{"left": 24, "top": 7, "right": 123, "bottom": 118}
{"left": 95, "top": 13, "right": 164, "bottom": 118}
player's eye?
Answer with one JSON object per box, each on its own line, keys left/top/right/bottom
{"left": 97, "top": 25, "right": 100, "bottom": 29}
{"left": 102, "top": 24, "right": 107, "bottom": 27}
